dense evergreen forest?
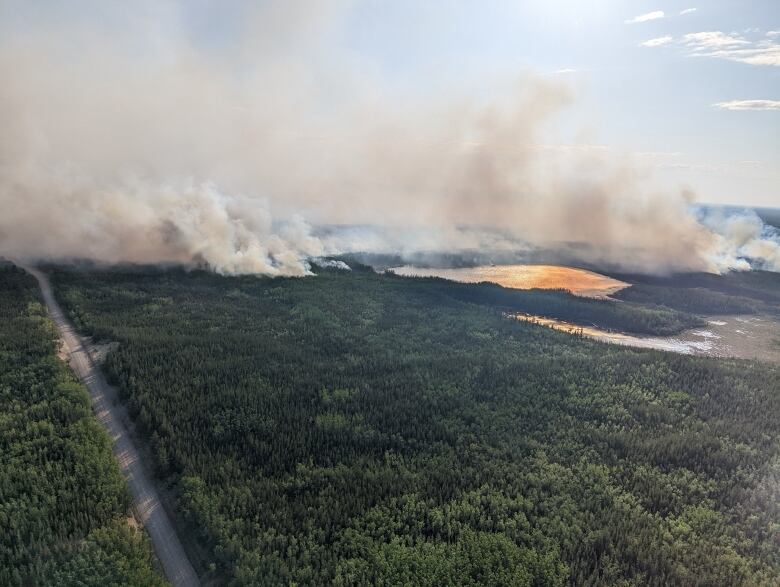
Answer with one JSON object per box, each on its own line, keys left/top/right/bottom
{"left": 386, "top": 274, "right": 702, "bottom": 335}
{"left": 48, "top": 263, "right": 780, "bottom": 586}
{"left": 611, "top": 270, "right": 780, "bottom": 317}
{"left": 0, "top": 263, "right": 167, "bottom": 586}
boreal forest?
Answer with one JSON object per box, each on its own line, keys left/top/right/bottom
{"left": 6, "top": 261, "right": 767, "bottom": 586}
{"left": 0, "top": 263, "right": 167, "bottom": 586}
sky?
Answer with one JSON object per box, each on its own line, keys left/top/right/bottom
{"left": 0, "top": 1, "right": 778, "bottom": 275}
{"left": 347, "top": 0, "right": 780, "bottom": 207}
{"left": 185, "top": 0, "right": 779, "bottom": 207}
{"left": 1, "top": 0, "right": 777, "bottom": 208}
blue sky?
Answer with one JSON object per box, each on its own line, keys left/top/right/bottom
{"left": 2, "top": 0, "right": 778, "bottom": 207}
{"left": 338, "top": 0, "right": 779, "bottom": 206}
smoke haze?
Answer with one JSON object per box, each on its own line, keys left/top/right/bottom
{"left": 0, "top": 0, "right": 777, "bottom": 275}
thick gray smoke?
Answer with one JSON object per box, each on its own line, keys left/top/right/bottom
{"left": 0, "top": 0, "right": 776, "bottom": 275}
{"left": 697, "top": 208, "right": 780, "bottom": 272}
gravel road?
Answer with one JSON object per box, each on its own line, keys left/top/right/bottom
{"left": 28, "top": 267, "right": 200, "bottom": 587}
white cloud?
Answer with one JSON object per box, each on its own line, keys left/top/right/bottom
{"left": 626, "top": 10, "right": 664, "bottom": 24}
{"left": 716, "top": 46, "right": 780, "bottom": 66}
{"left": 680, "top": 8, "right": 697, "bottom": 16}
{"left": 712, "top": 100, "right": 780, "bottom": 111}
{"left": 553, "top": 68, "right": 578, "bottom": 74}
{"left": 767, "top": 31, "right": 780, "bottom": 37}
{"left": 641, "top": 36, "right": 674, "bottom": 47}
{"left": 696, "top": 41, "right": 780, "bottom": 66}
{"left": 678, "top": 31, "right": 780, "bottom": 66}
{"left": 683, "top": 31, "right": 749, "bottom": 48}
{"left": 640, "top": 31, "right": 780, "bottom": 66}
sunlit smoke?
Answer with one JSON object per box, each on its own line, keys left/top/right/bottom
{"left": 0, "top": 0, "right": 776, "bottom": 275}
{"left": 698, "top": 208, "right": 780, "bottom": 272}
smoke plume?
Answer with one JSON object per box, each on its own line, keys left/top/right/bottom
{"left": 698, "top": 208, "right": 780, "bottom": 272}
{"left": 0, "top": 1, "right": 776, "bottom": 275}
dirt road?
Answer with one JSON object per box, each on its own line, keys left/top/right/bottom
{"left": 28, "top": 267, "right": 200, "bottom": 587}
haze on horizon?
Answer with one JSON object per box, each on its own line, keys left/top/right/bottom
{"left": 0, "top": 0, "right": 778, "bottom": 275}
